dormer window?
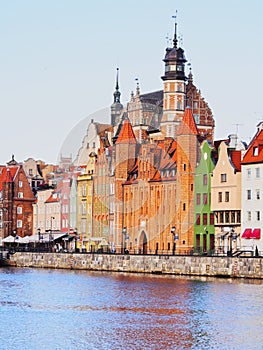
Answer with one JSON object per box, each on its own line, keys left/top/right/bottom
{"left": 253, "top": 146, "right": 259, "bottom": 156}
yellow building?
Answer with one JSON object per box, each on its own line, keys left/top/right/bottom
{"left": 77, "top": 152, "right": 96, "bottom": 251}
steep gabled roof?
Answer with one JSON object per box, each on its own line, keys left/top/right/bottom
{"left": 177, "top": 107, "right": 198, "bottom": 136}
{"left": 126, "top": 139, "right": 177, "bottom": 184}
{"left": 115, "top": 115, "right": 137, "bottom": 145}
{"left": 242, "top": 129, "right": 263, "bottom": 165}
{"left": 0, "top": 166, "right": 20, "bottom": 190}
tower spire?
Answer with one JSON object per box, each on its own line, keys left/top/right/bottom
{"left": 115, "top": 67, "right": 119, "bottom": 91}
{"left": 111, "top": 67, "right": 123, "bottom": 127}
{"left": 113, "top": 67, "right": 121, "bottom": 103}
{"left": 172, "top": 12, "right": 178, "bottom": 48}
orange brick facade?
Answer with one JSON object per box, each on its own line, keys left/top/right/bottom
{"left": 0, "top": 162, "right": 35, "bottom": 239}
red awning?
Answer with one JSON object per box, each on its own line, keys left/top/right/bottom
{"left": 242, "top": 228, "right": 252, "bottom": 239}
{"left": 251, "top": 228, "right": 261, "bottom": 239}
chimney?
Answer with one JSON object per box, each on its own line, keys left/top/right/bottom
{"left": 228, "top": 134, "right": 238, "bottom": 149}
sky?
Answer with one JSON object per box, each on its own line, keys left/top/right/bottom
{"left": 1, "top": 0, "right": 263, "bottom": 164}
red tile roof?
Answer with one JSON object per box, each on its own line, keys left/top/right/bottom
{"left": 242, "top": 129, "right": 263, "bottom": 164}
{"left": 177, "top": 107, "right": 198, "bottom": 136}
{"left": 115, "top": 118, "right": 137, "bottom": 144}
{"left": 229, "top": 150, "right": 241, "bottom": 172}
{"left": 45, "top": 193, "right": 60, "bottom": 203}
{"left": 0, "top": 166, "right": 19, "bottom": 190}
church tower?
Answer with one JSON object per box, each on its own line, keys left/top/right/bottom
{"left": 160, "top": 18, "right": 187, "bottom": 138}
{"left": 111, "top": 68, "right": 123, "bottom": 128}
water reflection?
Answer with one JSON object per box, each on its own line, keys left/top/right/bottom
{"left": 0, "top": 268, "right": 263, "bottom": 349}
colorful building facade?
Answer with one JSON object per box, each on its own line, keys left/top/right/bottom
{"left": 194, "top": 141, "right": 215, "bottom": 253}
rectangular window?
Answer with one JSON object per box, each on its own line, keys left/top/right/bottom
{"left": 17, "top": 220, "right": 22, "bottom": 228}
{"left": 19, "top": 181, "right": 23, "bottom": 188}
{"left": 196, "top": 193, "right": 201, "bottom": 205}
{"left": 219, "top": 211, "right": 224, "bottom": 223}
{"left": 256, "top": 211, "right": 260, "bottom": 221}
{"left": 221, "top": 174, "right": 227, "bottom": 182}
{"left": 218, "top": 192, "right": 222, "bottom": 203}
{"left": 256, "top": 167, "right": 260, "bottom": 178}
{"left": 183, "top": 203, "right": 186, "bottom": 211}
{"left": 203, "top": 193, "right": 208, "bottom": 205}
{"left": 82, "top": 185, "right": 86, "bottom": 197}
{"left": 18, "top": 192, "right": 23, "bottom": 198}
{"left": 247, "top": 211, "right": 251, "bottom": 221}
{"left": 247, "top": 190, "right": 251, "bottom": 200}
{"left": 231, "top": 211, "right": 235, "bottom": 223}
{"left": 237, "top": 211, "right": 241, "bottom": 223}
{"left": 177, "top": 101, "right": 182, "bottom": 110}
{"left": 196, "top": 214, "right": 200, "bottom": 225}
{"left": 81, "top": 201, "right": 86, "bottom": 215}
{"left": 256, "top": 189, "right": 260, "bottom": 200}
{"left": 193, "top": 114, "right": 200, "bottom": 124}
{"left": 247, "top": 168, "right": 251, "bottom": 178}
{"left": 225, "top": 192, "right": 229, "bottom": 202}
{"left": 225, "top": 211, "right": 230, "bottom": 223}
{"left": 17, "top": 207, "right": 22, "bottom": 214}
{"left": 210, "top": 213, "right": 214, "bottom": 225}
{"left": 203, "top": 174, "right": 208, "bottom": 186}
{"left": 253, "top": 147, "right": 259, "bottom": 156}
{"left": 203, "top": 213, "right": 207, "bottom": 225}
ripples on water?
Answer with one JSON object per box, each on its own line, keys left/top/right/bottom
{"left": 0, "top": 268, "right": 263, "bottom": 350}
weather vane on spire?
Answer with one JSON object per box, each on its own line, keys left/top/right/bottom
{"left": 172, "top": 11, "right": 178, "bottom": 48}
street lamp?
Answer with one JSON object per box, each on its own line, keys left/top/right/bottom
{"left": 74, "top": 228, "right": 78, "bottom": 252}
{"left": 171, "top": 226, "right": 179, "bottom": 255}
{"left": 13, "top": 229, "right": 17, "bottom": 243}
{"left": 50, "top": 216, "right": 55, "bottom": 233}
{"left": 122, "top": 227, "right": 129, "bottom": 254}
{"left": 38, "top": 228, "right": 41, "bottom": 243}
{"left": 228, "top": 228, "right": 236, "bottom": 256}
{"left": 49, "top": 230, "right": 54, "bottom": 251}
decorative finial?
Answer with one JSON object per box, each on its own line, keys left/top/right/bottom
{"left": 172, "top": 11, "right": 178, "bottom": 48}
{"left": 135, "top": 78, "right": 140, "bottom": 95}
{"left": 187, "top": 63, "right": 193, "bottom": 83}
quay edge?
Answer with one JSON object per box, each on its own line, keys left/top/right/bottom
{"left": 2, "top": 252, "right": 263, "bottom": 279}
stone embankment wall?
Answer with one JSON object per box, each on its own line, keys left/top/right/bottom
{"left": 7, "top": 252, "right": 263, "bottom": 279}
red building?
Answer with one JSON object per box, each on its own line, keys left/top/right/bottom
{"left": 0, "top": 156, "right": 35, "bottom": 238}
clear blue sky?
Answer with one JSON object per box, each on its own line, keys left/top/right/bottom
{"left": 1, "top": 0, "right": 263, "bottom": 164}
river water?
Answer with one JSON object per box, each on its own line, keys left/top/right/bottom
{"left": 0, "top": 267, "right": 262, "bottom": 350}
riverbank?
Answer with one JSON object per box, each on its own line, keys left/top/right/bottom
{"left": 3, "top": 252, "right": 263, "bottom": 279}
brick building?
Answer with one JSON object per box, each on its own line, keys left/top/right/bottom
{"left": 0, "top": 156, "right": 35, "bottom": 239}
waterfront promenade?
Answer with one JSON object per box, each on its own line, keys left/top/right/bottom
{"left": 3, "top": 251, "right": 263, "bottom": 279}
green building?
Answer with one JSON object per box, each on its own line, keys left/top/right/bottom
{"left": 194, "top": 141, "right": 215, "bottom": 253}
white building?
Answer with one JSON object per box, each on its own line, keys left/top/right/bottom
{"left": 241, "top": 122, "right": 263, "bottom": 255}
